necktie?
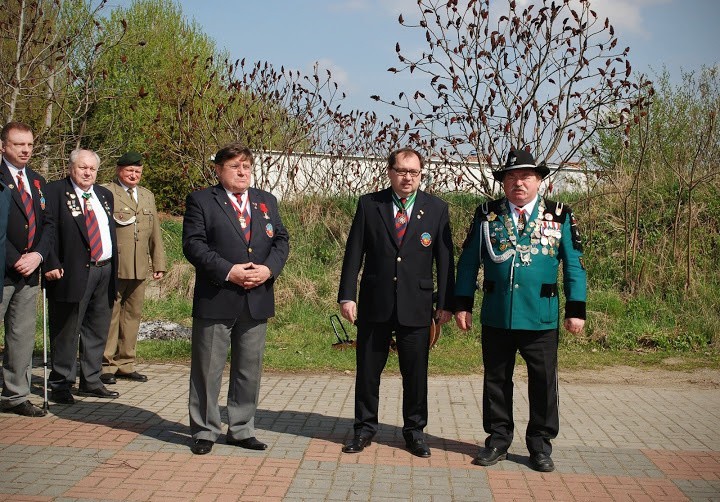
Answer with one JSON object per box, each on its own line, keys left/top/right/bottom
{"left": 395, "top": 197, "right": 408, "bottom": 245}
{"left": 233, "top": 193, "right": 251, "bottom": 242}
{"left": 82, "top": 193, "right": 104, "bottom": 262}
{"left": 127, "top": 187, "right": 135, "bottom": 203}
{"left": 16, "top": 172, "right": 36, "bottom": 250}
{"left": 516, "top": 208, "right": 526, "bottom": 234}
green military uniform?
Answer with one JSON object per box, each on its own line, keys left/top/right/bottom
{"left": 455, "top": 196, "right": 586, "bottom": 327}
{"left": 455, "top": 189, "right": 586, "bottom": 465}
{"left": 102, "top": 179, "right": 166, "bottom": 376}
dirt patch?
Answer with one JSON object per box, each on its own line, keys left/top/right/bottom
{"left": 559, "top": 366, "right": 720, "bottom": 389}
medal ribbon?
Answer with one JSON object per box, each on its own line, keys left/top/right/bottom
{"left": 231, "top": 192, "right": 251, "bottom": 243}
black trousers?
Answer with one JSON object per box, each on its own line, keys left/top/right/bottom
{"left": 481, "top": 325, "right": 559, "bottom": 455}
{"left": 48, "top": 265, "right": 112, "bottom": 391}
{"left": 353, "top": 319, "right": 430, "bottom": 442}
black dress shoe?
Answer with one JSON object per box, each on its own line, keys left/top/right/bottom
{"left": 529, "top": 452, "right": 555, "bottom": 472}
{"left": 51, "top": 390, "right": 75, "bottom": 405}
{"left": 191, "top": 439, "right": 214, "bottom": 455}
{"left": 226, "top": 436, "right": 267, "bottom": 450}
{"left": 77, "top": 385, "right": 120, "bottom": 399}
{"left": 116, "top": 371, "right": 148, "bottom": 382}
{"left": 342, "top": 435, "right": 373, "bottom": 453}
{"left": 406, "top": 438, "right": 431, "bottom": 458}
{"left": 4, "top": 401, "right": 47, "bottom": 417}
{"left": 100, "top": 373, "right": 117, "bottom": 385}
{"left": 473, "top": 446, "right": 508, "bottom": 466}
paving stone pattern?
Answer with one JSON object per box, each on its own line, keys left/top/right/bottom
{"left": 1, "top": 364, "right": 718, "bottom": 501}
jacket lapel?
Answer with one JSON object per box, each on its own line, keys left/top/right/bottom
{"left": 376, "top": 188, "right": 398, "bottom": 247}
{"left": 402, "top": 190, "right": 427, "bottom": 245}
{"left": 114, "top": 180, "right": 136, "bottom": 208}
{"left": 65, "top": 178, "right": 90, "bottom": 244}
{"left": 214, "top": 185, "right": 247, "bottom": 243}
{"left": 1, "top": 161, "right": 29, "bottom": 219}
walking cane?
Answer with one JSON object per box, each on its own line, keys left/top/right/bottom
{"left": 41, "top": 274, "right": 49, "bottom": 413}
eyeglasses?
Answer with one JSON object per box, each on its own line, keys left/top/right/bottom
{"left": 223, "top": 162, "right": 251, "bottom": 172}
{"left": 391, "top": 168, "right": 421, "bottom": 178}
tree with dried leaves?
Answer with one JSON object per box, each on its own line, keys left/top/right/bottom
{"left": 374, "top": 0, "right": 651, "bottom": 194}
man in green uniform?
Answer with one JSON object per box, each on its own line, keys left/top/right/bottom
{"left": 101, "top": 152, "right": 166, "bottom": 384}
{"left": 454, "top": 148, "right": 586, "bottom": 472}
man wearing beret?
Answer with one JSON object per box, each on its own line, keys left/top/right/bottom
{"left": 101, "top": 151, "right": 166, "bottom": 384}
{"left": 454, "top": 148, "right": 586, "bottom": 472}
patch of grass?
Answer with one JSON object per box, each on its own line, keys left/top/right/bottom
{"left": 10, "top": 197, "right": 718, "bottom": 376}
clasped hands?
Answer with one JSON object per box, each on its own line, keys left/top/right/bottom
{"left": 14, "top": 252, "right": 42, "bottom": 277}
{"left": 228, "top": 262, "right": 271, "bottom": 289}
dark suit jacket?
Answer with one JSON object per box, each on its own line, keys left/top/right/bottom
{"left": 0, "top": 182, "right": 10, "bottom": 301}
{"left": 0, "top": 160, "right": 55, "bottom": 287}
{"left": 338, "top": 188, "right": 455, "bottom": 328}
{"left": 182, "top": 185, "right": 290, "bottom": 320}
{"left": 44, "top": 177, "right": 117, "bottom": 305}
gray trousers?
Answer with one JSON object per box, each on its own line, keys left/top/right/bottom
{"left": 48, "top": 265, "right": 112, "bottom": 391}
{"left": 0, "top": 282, "right": 40, "bottom": 407}
{"left": 189, "top": 307, "right": 267, "bottom": 442}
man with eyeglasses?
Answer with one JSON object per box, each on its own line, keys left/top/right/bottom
{"left": 338, "top": 147, "right": 455, "bottom": 458}
{"left": 454, "top": 148, "right": 586, "bottom": 472}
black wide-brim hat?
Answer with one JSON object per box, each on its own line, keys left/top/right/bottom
{"left": 492, "top": 148, "right": 550, "bottom": 181}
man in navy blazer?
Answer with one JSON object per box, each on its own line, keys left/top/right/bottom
{"left": 183, "top": 142, "right": 289, "bottom": 455}
{"left": 0, "top": 122, "right": 54, "bottom": 417}
{"left": 44, "top": 149, "right": 118, "bottom": 404}
{"left": 338, "top": 147, "right": 455, "bottom": 458}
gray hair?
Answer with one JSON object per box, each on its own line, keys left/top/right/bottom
{"left": 69, "top": 149, "right": 101, "bottom": 168}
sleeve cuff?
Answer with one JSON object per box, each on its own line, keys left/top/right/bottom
{"left": 565, "top": 301, "right": 586, "bottom": 320}
{"left": 453, "top": 295, "right": 474, "bottom": 313}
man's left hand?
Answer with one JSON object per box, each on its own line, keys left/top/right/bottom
{"left": 153, "top": 271, "right": 164, "bottom": 280}
{"left": 564, "top": 317, "right": 585, "bottom": 334}
{"left": 435, "top": 309, "right": 452, "bottom": 325}
{"left": 241, "top": 263, "right": 272, "bottom": 289}
{"left": 14, "top": 252, "right": 42, "bottom": 277}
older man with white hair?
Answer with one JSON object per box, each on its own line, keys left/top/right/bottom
{"left": 44, "top": 149, "right": 118, "bottom": 404}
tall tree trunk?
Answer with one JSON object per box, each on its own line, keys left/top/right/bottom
{"left": 7, "top": 0, "right": 27, "bottom": 123}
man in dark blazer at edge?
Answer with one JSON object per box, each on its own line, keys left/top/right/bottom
{"left": 44, "top": 149, "right": 119, "bottom": 404}
{"left": 0, "top": 122, "right": 54, "bottom": 417}
{"left": 183, "top": 142, "right": 289, "bottom": 456}
{"left": 338, "top": 147, "right": 455, "bottom": 458}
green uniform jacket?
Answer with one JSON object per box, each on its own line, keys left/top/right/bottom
{"left": 455, "top": 196, "right": 586, "bottom": 330}
{"left": 104, "top": 181, "right": 166, "bottom": 280}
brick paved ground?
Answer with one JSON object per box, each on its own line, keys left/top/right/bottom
{"left": 1, "top": 363, "right": 718, "bottom": 501}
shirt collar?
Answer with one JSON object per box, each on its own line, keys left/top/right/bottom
{"left": 118, "top": 180, "right": 134, "bottom": 193}
{"left": 3, "top": 158, "right": 23, "bottom": 176}
{"left": 70, "top": 178, "right": 95, "bottom": 198}
{"left": 508, "top": 195, "right": 538, "bottom": 217}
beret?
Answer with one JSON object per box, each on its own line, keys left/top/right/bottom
{"left": 117, "top": 151, "right": 143, "bottom": 166}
